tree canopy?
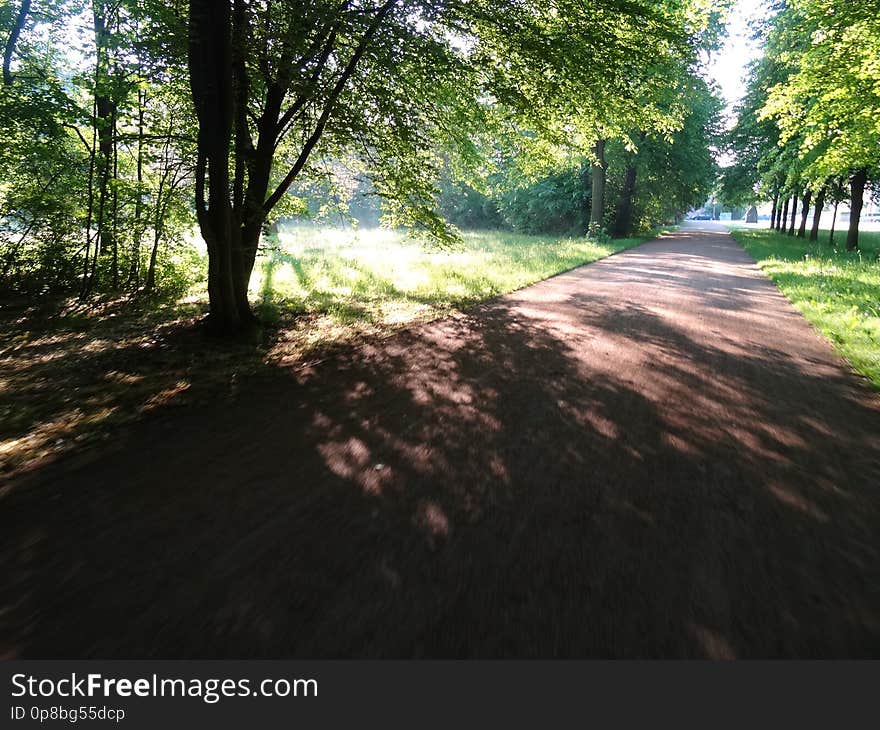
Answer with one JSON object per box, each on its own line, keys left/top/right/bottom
{"left": 1, "top": 0, "right": 730, "bottom": 332}
{"left": 722, "top": 0, "right": 880, "bottom": 248}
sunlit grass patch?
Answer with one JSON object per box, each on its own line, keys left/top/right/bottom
{"left": 2, "top": 225, "right": 660, "bottom": 475}
{"left": 253, "top": 225, "right": 656, "bottom": 358}
{"left": 730, "top": 228, "right": 880, "bottom": 388}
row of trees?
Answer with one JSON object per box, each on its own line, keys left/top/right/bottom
{"left": 438, "top": 75, "right": 720, "bottom": 239}
{"left": 2, "top": 0, "right": 730, "bottom": 334}
{"left": 1, "top": 0, "right": 196, "bottom": 297}
{"left": 721, "top": 0, "right": 880, "bottom": 249}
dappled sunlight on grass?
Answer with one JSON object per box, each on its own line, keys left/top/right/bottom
{"left": 2, "top": 226, "right": 657, "bottom": 475}
{"left": 255, "top": 225, "right": 653, "bottom": 363}
{"left": 730, "top": 228, "right": 880, "bottom": 388}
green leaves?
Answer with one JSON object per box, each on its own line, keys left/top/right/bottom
{"left": 758, "top": 0, "right": 880, "bottom": 183}
{"left": 4, "top": 0, "right": 733, "bottom": 312}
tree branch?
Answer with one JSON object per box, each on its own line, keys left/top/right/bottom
{"left": 3, "top": 0, "right": 32, "bottom": 85}
{"left": 263, "top": 0, "right": 398, "bottom": 213}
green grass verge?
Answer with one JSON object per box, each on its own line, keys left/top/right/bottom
{"left": 252, "top": 226, "right": 661, "bottom": 329}
{"left": 729, "top": 226, "right": 880, "bottom": 388}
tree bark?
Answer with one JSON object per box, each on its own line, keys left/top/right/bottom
{"left": 770, "top": 188, "right": 779, "bottom": 229}
{"left": 188, "top": 0, "right": 397, "bottom": 334}
{"left": 846, "top": 167, "right": 867, "bottom": 251}
{"left": 189, "top": 0, "right": 245, "bottom": 333}
{"left": 779, "top": 196, "right": 789, "bottom": 233}
{"left": 787, "top": 191, "right": 798, "bottom": 236}
{"left": 589, "top": 139, "right": 606, "bottom": 231}
{"left": 809, "top": 185, "right": 825, "bottom": 242}
{"left": 797, "top": 188, "right": 811, "bottom": 238}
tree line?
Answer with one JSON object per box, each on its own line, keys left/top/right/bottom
{"left": 2, "top": 0, "right": 729, "bottom": 334}
{"left": 439, "top": 76, "right": 720, "bottom": 239}
{"left": 721, "top": 0, "right": 880, "bottom": 249}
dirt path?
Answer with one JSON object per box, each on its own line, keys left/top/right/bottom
{"left": 3, "top": 224, "right": 879, "bottom": 658}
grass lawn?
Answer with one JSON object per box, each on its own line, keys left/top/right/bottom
{"left": 254, "top": 226, "right": 656, "bottom": 360}
{"left": 729, "top": 226, "right": 880, "bottom": 388}
{"left": 1, "top": 226, "right": 658, "bottom": 474}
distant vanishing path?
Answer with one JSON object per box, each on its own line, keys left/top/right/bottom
{"left": 3, "top": 222, "right": 880, "bottom": 658}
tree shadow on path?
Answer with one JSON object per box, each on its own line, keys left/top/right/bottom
{"left": 2, "top": 230, "right": 879, "bottom": 658}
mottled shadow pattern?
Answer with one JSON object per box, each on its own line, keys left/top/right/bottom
{"left": 2, "top": 224, "right": 879, "bottom": 658}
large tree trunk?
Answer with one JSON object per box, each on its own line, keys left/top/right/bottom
{"left": 188, "top": 0, "right": 395, "bottom": 334}
{"left": 847, "top": 167, "right": 867, "bottom": 251}
{"left": 770, "top": 188, "right": 779, "bottom": 229}
{"left": 612, "top": 161, "right": 637, "bottom": 238}
{"left": 589, "top": 139, "right": 606, "bottom": 231}
{"left": 189, "top": 0, "right": 252, "bottom": 333}
{"left": 797, "top": 188, "right": 811, "bottom": 238}
{"left": 779, "top": 196, "right": 789, "bottom": 233}
{"left": 809, "top": 185, "right": 825, "bottom": 242}
{"left": 188, "top": 0, "right": 278, "bottom": 333}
